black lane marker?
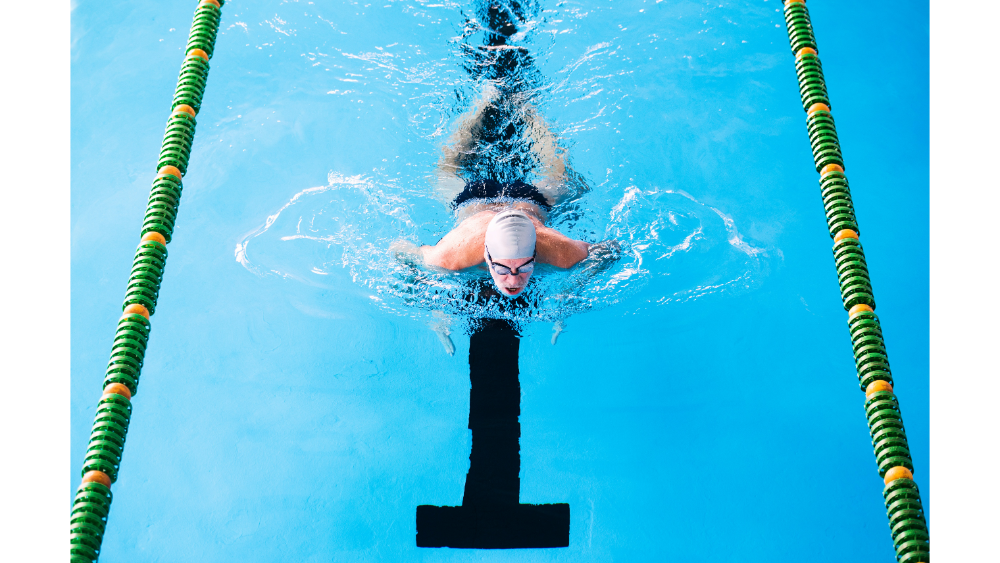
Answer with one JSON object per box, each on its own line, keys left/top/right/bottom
{"left": 416, "top": 318, "right": 569, "bottom": 548}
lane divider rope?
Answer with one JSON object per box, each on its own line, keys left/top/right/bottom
{"left": 781, "top": 2, "right": 930, "bottom": 562}
{"left": 69, "top": 1, "right": 225, "bottom": 561}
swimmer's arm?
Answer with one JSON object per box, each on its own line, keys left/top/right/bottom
{"left": 534, "top": 225, "right": 590, "bottom": 269}
{"left": 418, "top": 213, "right": 492, "bottom": 271}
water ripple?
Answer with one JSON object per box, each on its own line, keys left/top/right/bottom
{"left": 236, "top": 171, "right": 772, "bottom": 327}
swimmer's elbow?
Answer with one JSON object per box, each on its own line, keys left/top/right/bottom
{"left": 427, "top": 251, "right": 468, "bottom": 271}
{"left": 419, "top": 242, "right": 477, "bottom": 270}
{"left": 436, "top": 257, "right": 465, "bottom": 271}
{"left": 420, "top": 246, "right": 448, "bottom": 269}
{"left": 568, "top": 241, "right": 591, "bottom": 268}
{"left": 552, "top": 243, "right": 590, "bottom": 269}
{"left": 552, "top": 258, "right": 578, "bottom": 269}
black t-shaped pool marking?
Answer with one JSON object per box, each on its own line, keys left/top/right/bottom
{"left": 416, "top": 318, "right": 569, "bottom": 548}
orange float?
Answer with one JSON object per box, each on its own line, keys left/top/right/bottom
{"left": 188, "top": 48, "right": 209, "bottom": 63}
{"left": 82, "top": 470, "right": 112, "bottom": 488}
{"left": 142, "top": 231, "right": 167, "bottom": 245}
{"left": 807, "top": 102, "right": 830, "bottom": 116}
{"left": 795, "top": 47, "right": 817, "bottom": 60}
{"left": 820, "top": 163, "right": 844, "bottom": 177}
{"left": 865, "top": 380, "right": 893, "bottom": 399}
{"left": 174, "top": 104, "right": 196, "bottom": 118}
{"left": 123, "top": 303, "right": 151, "bottom": 320}
{"left": 883, "top": 466, "right": 913, "bottom": 485}
{"left": 103, "top": 382, "right": 133, "bottom": 400}
{"left": 849, "top": 303, "right": 873, "bottom": 318}
{"left": 158, "top": 165, "right": 183, "bottom": 181}
{"left": 833, "top": 229, "right": 859, "bottom": 243}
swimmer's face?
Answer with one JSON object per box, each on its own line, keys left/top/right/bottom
{"left": 485, "top": 251, "right": 534, "bottom": 297}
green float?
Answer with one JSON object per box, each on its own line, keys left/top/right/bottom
{"left": 781, "top": 2, "right": 929, "bottom": 561}
{"left": 69, "top": 1, "right": 226, "bottom": 561}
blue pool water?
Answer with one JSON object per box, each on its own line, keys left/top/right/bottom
{"left": 71, "top": 0, "right": 929, "bottom": 560}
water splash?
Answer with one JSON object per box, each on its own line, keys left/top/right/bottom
{"left": 228, "top": 0, "right": 779, "bottom": 328}
{"left": 235, "top": 172, "right": 772, "bottom": 327}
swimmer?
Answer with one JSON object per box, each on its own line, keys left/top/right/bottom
{"left": 392, "top": 1, "right": 616, "bottom": 297}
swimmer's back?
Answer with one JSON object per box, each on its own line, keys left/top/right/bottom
{"left": 452, "top": 179, "right": 552, "bottom": 224}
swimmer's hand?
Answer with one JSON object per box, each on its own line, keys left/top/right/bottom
{"left": 581, "top": 239, "right": 622, "bottom": 275}
{"left": 551, "top": 320, "right": 565, "bottom": 345}
{"left": 390, "top": 239, "right": 425, "bottom": 267}
{"left": 430, "top": 311, "right": 456, "bottom": 356}
{"left": 554, "top": 239, "right": 622, "bottom": 295}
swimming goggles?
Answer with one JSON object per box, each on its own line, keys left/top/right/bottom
{"left": 485, "top": 246, "right": 536, "bottom": 276}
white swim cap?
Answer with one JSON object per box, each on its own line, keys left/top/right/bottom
{"left": 485, "top": 210, "right": 536, "bottom": 259}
